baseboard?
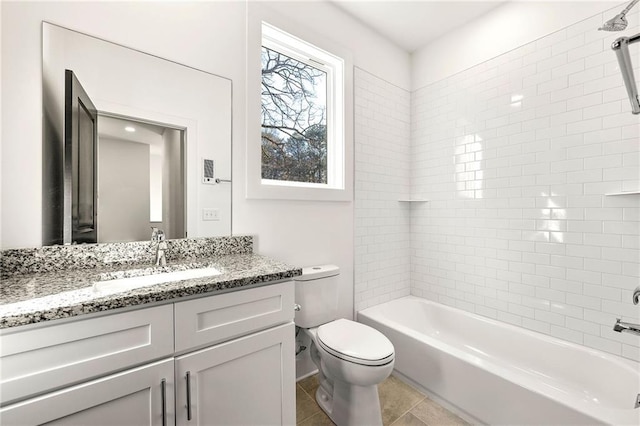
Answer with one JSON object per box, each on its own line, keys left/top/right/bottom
{"left": 296, "top": 368, "right": 319, "bottom": 382}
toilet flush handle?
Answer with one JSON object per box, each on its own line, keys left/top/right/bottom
{"left": 294, "top": 304, "right": 301, "bottom": 312}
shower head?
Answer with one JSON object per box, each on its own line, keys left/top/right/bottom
{"left": 599, "top": 12, "right": 629, "bottom": 31}
{"left": 599, "top": 0, "right": 639, "bottom": 31}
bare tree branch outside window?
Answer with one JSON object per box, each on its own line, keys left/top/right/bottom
{"left": 261, "top": 46, "right": 328, "bottom": 184}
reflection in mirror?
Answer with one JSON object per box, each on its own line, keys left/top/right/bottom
{"left": 42, "top": 22, "right": 232, "bottom": 246}
{"left": 65, "top": 69, "right": 98, "bottom": 244}
{"left": 97, "top": 115, "right": 185, "bottom": 243}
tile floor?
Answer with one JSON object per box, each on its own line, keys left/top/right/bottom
{"left": 296, "top": 374, "right": 469, "bottom": 426}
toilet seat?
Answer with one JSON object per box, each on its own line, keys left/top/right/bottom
{"left": 317, "top": 319, "right": 395, "bottom": 366}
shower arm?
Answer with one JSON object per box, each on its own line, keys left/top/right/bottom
{"left": 612, "top": 33, "right": 640, "bottom": 114}
{"left": 621, "top": 0, "right": 640, "bottom": 15}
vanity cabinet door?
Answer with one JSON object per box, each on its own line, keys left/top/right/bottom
{"left": 175, "top": 322, "right": 295, "bottom": 426}
{"left": 0, "top": 358, "right": 175, "bottom": 426}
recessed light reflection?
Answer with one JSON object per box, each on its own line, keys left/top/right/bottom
{"left": 125, "top": 126, "right": 136, "bottom": 132}
{"left": 537, "top": 191, "right": 566, "bottom": 243}
{"left": 455, "top": 133, "right": 484, "bottom": 199}
{"left": 510, "top": 94, "right": 523, "bottom": 108}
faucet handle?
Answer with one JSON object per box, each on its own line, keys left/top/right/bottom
{"left": 633, "top": 286, "right": 640, "bottom": 305}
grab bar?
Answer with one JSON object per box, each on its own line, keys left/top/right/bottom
{"left": 612, "top": 33, "right": 640, "bottom": 114}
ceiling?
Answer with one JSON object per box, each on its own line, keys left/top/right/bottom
{"left": 99, "top": 115, "right": 167, "bottom": 146}
{"left": 98, "top": 115, "right": 177, "bottom": 156}
{"left": 332, "top": 0, "right": 508, "bottom": 52}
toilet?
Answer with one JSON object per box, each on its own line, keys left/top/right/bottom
{"left": 295, "top": 265, "right": 395, "bottom": 426}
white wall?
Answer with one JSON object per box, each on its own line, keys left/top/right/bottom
{"left": 261, "top": 1, "right": 411, "bottom": 91}
{"left": 1, "top": 0, "right": 410, "bottom": 377}
{"left": 98, "top": 137, "right": 151, "bottom": 243}
{"left": 162, "top": 128, "right": 185, "bottom": 240}
{"left": 412, "top": 1, "right": 620, "bottom": 90}
{"left": 410, "top": 4, "right": 640, "bottom": 360}
{"left": 354, "top": 68, "right": 412, "bottom": 312}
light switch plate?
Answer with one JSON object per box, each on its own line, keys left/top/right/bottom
{"left": 202, "top": 208, "right": 220, "bottom": 221}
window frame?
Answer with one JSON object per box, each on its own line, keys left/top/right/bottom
{"left": 261, "top": 23, "right": 344, "bottom": 190}
{"left": 246, "top": 14, "right": 353, "bottom": 202}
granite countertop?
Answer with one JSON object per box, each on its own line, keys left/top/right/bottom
{"left": 0, "top": 253, "right": 302, "bottom": 329}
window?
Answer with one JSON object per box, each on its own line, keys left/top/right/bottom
{"left": 260, "top": 23, "right": 344, "bottom": 190}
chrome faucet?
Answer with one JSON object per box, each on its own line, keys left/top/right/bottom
{"left": 151, "top": 227, "right": 168, "bottom": 266}
{"left": 614, "top": 318, "right": 640, "bottom": 336}
{"left": 612, "top": 286, "right": 640, "bottom": 337}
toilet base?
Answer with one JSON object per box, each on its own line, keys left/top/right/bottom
{"left": 303, "top": 327, "right": 391, "bottom": 426}
{"left": 315, "top": 378, "right": 383, "bottom": 426}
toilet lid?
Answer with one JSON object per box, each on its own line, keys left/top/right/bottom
{"left": 317, "top": 319, "right": 395, "bottom": 366}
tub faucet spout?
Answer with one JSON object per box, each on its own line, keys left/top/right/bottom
{"left": 614, "top": 318, "right": 640, "bottom": 336}
{"left": 633, "top": 286, "right": 640, "bottom": 304}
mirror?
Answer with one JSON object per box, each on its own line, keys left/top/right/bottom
{"left": 42, "top": 22, "right": 232, "bottom": 245}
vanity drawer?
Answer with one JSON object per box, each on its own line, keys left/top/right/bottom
{"left": 0, "top": 304, "right": 174, "bottom": 406}
{"left": 174, "top": 281, "right": 294, "bottom": 353}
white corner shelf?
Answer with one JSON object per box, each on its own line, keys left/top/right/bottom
{"left": 398, "top": 199, "right": 429, "bottom": 202}
{"left": 605, "top": 191, "right": 640, "bottom": 196}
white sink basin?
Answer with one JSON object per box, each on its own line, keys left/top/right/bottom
{"left": 93, "top": 267, "right": 222, "bottom": 293}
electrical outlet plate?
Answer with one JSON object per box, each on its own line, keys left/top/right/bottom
{"left": 202, "top": 208, "right": 220, "bottom": 221}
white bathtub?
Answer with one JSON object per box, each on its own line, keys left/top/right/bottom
{"left": 359, "top": 296, "right": 640, "bottom": 425}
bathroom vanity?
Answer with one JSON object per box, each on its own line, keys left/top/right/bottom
{"left": 0, "top": 236, "right": 299, "bottom": 425}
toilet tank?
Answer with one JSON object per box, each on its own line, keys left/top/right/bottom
{"left": 294, "top": 265, "right": 340, "bottom": 328}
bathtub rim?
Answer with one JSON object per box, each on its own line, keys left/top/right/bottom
{"left": 359, "top": 295, "right": 638, "bottom": 371}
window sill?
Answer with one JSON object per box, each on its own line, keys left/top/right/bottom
{"left": 246, "top": 180, "right": 352, "bottom": 202}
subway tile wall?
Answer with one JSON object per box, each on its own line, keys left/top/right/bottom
{"left": 411, "top": 8, "right": 640, "bottom": 360}
{"left": 354, "top": 68, "right": 411, "bottom": 312}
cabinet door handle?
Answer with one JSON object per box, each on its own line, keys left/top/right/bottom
{"left": 186, "top": 371, "right": 192, "bottom": 421}
{"left": 161, "top": 379, "right": 167, "bottom": 426}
